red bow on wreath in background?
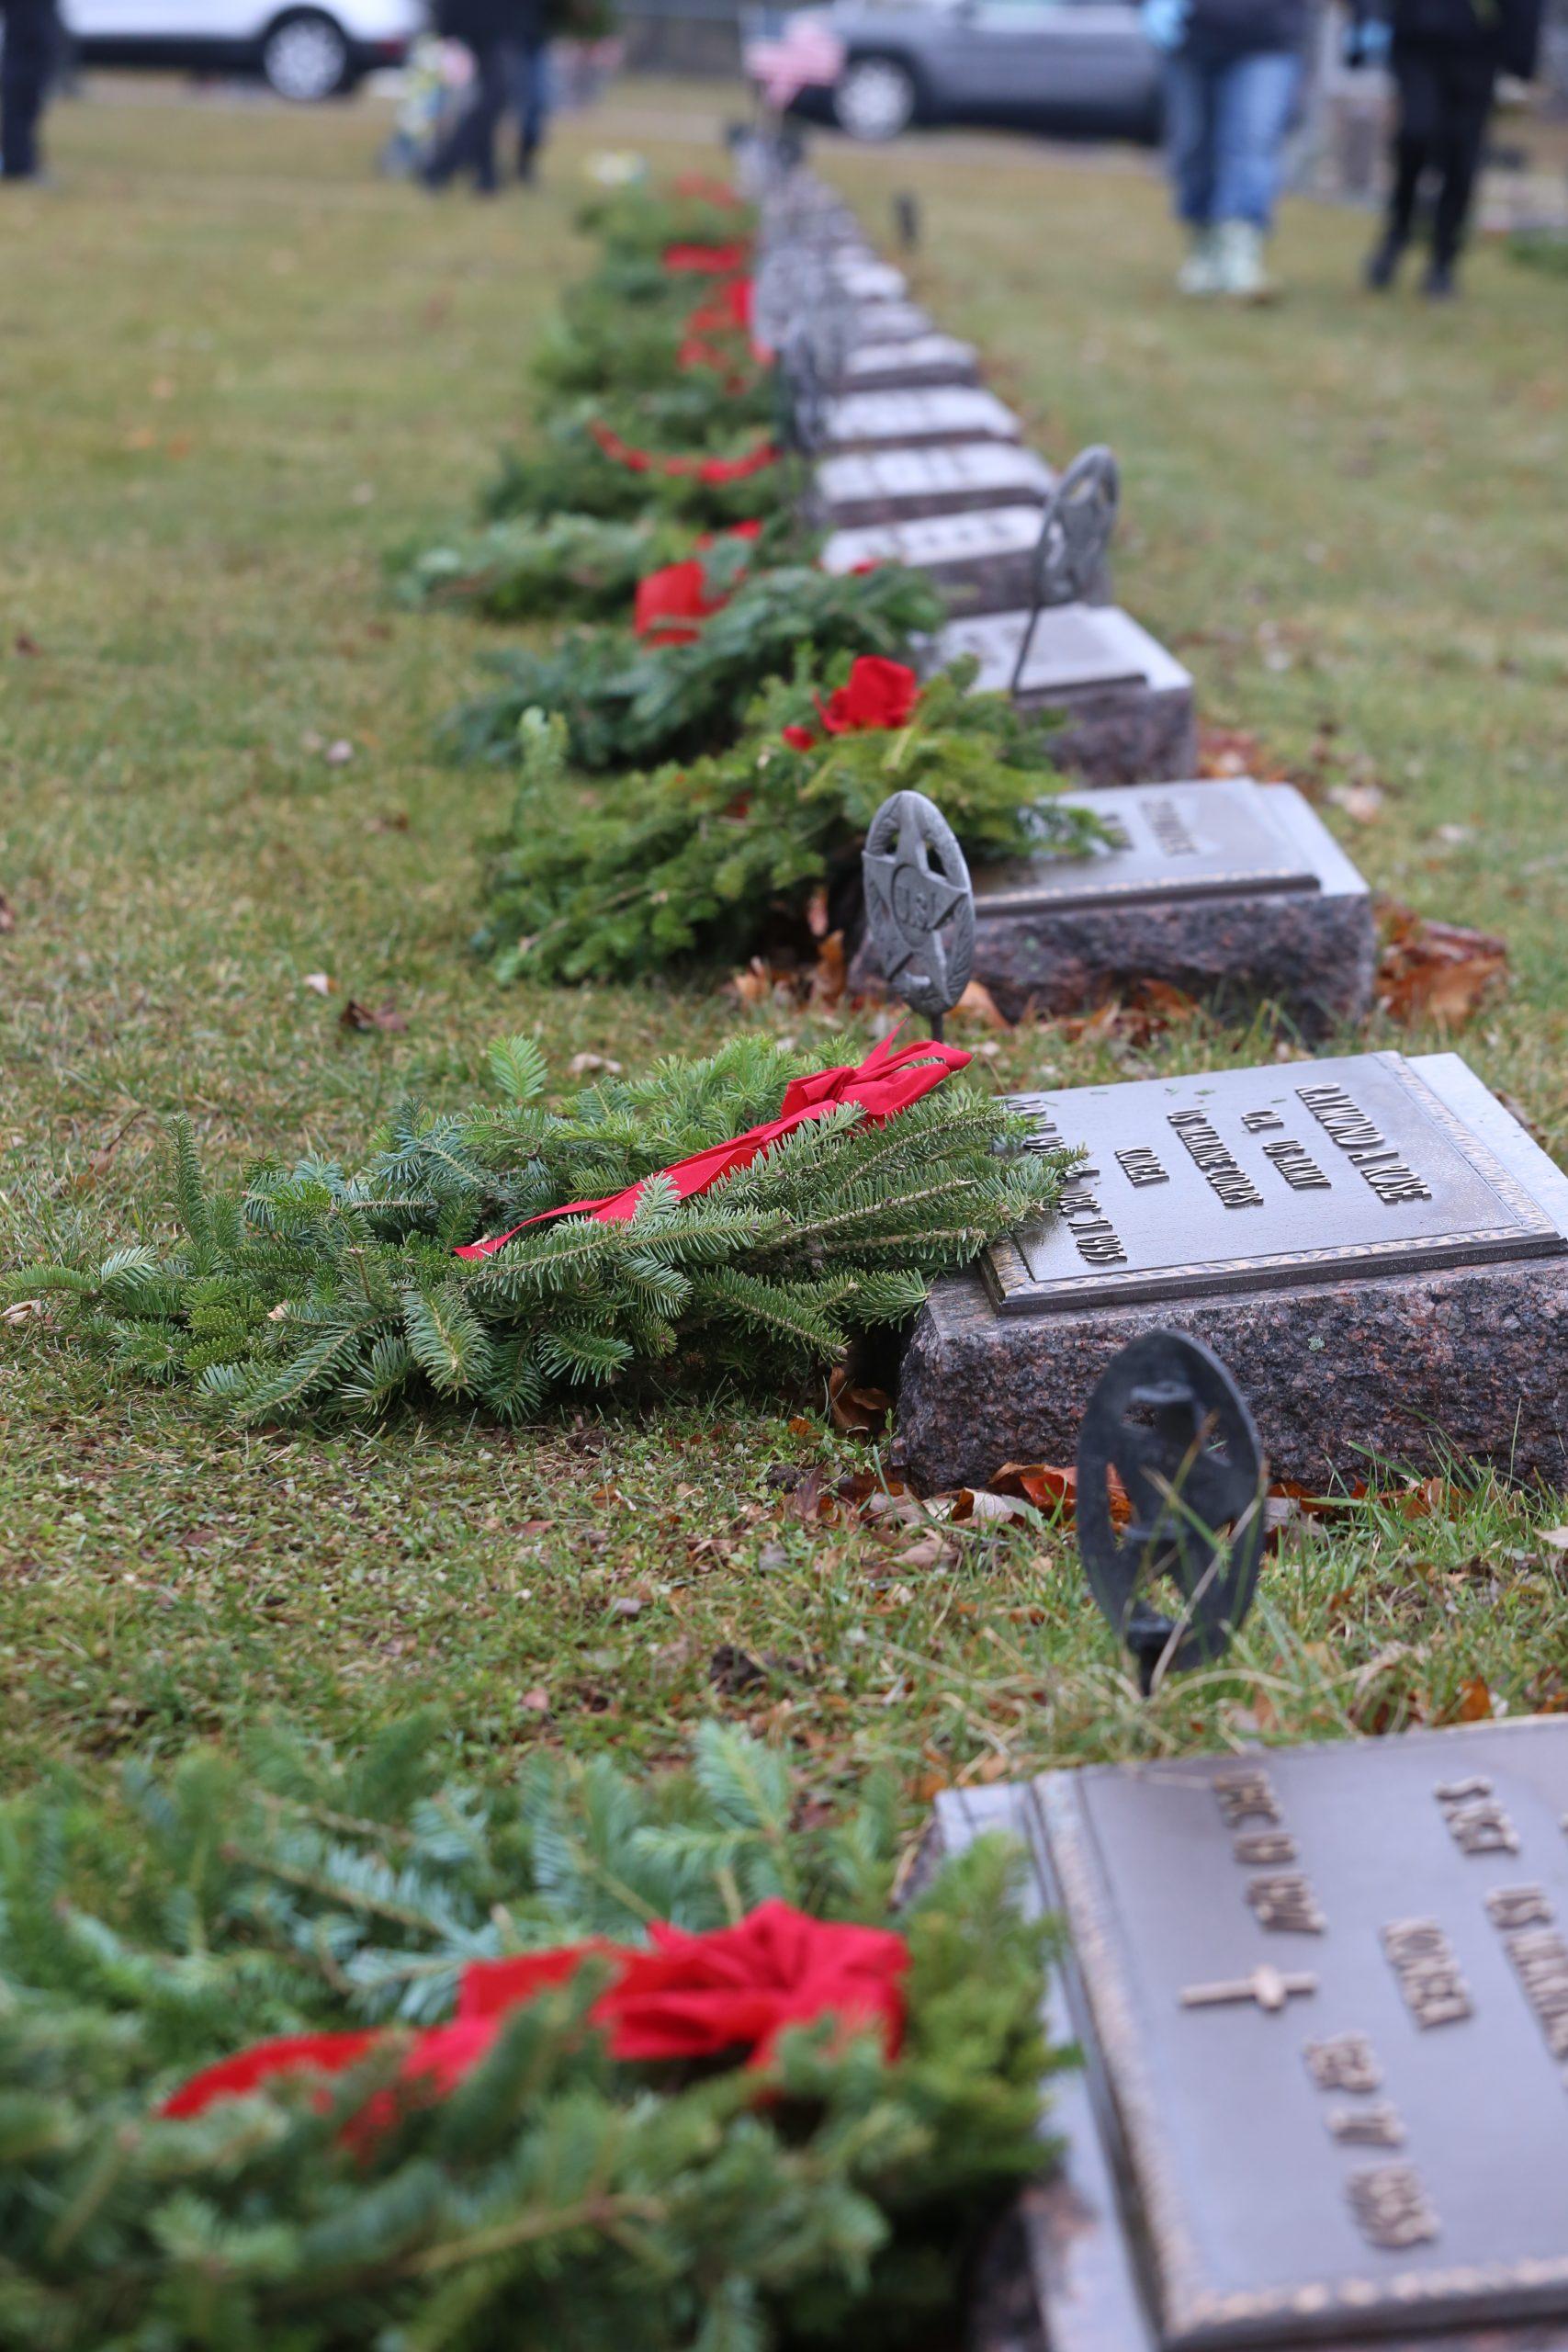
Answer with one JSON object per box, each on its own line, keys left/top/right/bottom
{"left": 590, "top": 420, "right": 778, "bottom": 487}
{"left": 662, "top": 240, "right": 751, "bottom": 275}
{"left": 781, "top": 655, "right": 921, "bottom": 752}
{"left": 454, "top": 1027, "right": 971, "bottom": 1260}
{"left": 162, "top": 1902, "right": 909, "bottom": 2147}
{"left": 632, "top": 520, "right": 762, "bottom": 644}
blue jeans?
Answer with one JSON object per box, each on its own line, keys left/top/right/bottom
{"left": 1164, "top": 43, "right": 1301, "bottom": 232}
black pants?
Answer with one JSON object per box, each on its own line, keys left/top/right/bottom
{"left": 424, "top": 39, "right": 513, "bottom": 193}
{"left": 1385, "top": 45, "right": 1495, "bottom": 267}
{"left": 1, "top": 0, "right": 55, "bottom": 180}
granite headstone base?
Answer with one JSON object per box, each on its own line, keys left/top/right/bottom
{"left": 959, "top": 885, "right": 1376, "bottom": 1035}
{"left": 1036, "top": 678, "right": 1199, "bottom": 790}
{"left": 931, "top": 603, "right": 1197, "bottom": 786}
{"left": 896, "top": 1254, "right": 1568, "bottom": 1493}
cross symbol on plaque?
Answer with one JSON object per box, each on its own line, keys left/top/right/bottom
{"left": 1179, "top": 1964, "right": 1318, "bottom": 2014}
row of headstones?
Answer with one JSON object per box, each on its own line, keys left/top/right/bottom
{"left": 751, "top": 165, "right": 1568, "bottom": 1505}
{"left": 750, "top": 164, "right": 1568, "bottom": 2352}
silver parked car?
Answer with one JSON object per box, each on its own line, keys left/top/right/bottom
{"left": 796, "top": 0, "right": 1162, "bottom": 142}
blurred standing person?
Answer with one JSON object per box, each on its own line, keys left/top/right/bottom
{"left": 1, "top": 0, "right": 58, "bottom": 182}
{"left": 423, "top": 0, "right": 543, "bottom": 195}
{"left": 1144, "top": 0, "right": 1311, "bottom": 300}
{"left": 1352, "top": 0, "right": 1545, "bottom": 297}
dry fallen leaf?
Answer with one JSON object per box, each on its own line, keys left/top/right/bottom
{"left": 1540, "top": 1526, "right": 1568, "bottom": 1553}
{"left": 324, "top": 739, "right": 355, "bottom": 766}
{"left": 949, "top": 1488, "right": 1031, "bottom": 1525}
{"left": 952, "top": 978, "right": 1009, "bottom": 1031}
{"left": 1327, "top": 782, "right": 1384, "bottom": 824}
{"left": 520, "top": 1686, "right": 550, "bottom": 1713}
{"left": 0, "top": 889, "right": 15, "bottom": 933}
{"left": 1376, "top": 902, "right": 1507, "bottom": 1029}
{"left": 367, "top": 810, "right": 411, "bottom": 833}
{"left": 569, "top": 1052, "right": 623, "bottom": 1077}
{"left": 828, "top": 1364, "right": 890, "bottom": 1437}
{"left": 1451, "top": 1677, "right": 1494, "bottom": 1724}
{"left": 302, "top": 972, "right": 334, "bottom": 997}
{"left": 806, "top": 884, "right": 830, "bottom": 940}
{"left": 1196, "top": 724, "right": 1292, "bottom": 783}
{"left": 339, "top": 998, "right": 409, "bottom": 1035}
{"left": 13, "top": 633, "right": 41, "bottom": 658}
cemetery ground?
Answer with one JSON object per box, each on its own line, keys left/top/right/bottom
{"left": 2, "top": 85, "right": 1567, "bottom": 1815}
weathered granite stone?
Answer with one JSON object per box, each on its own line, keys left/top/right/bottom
{"left": 894, "top": 1052, "right": 1568, "bottom": 1492}
{"left": 821, "top": 503, "right": 1048, "bottom": 616}
{"left": 931, "top": 603, "right": 1197, "bottom": 786}
{"left": 839, "top": 333, "right": 982, "bottom": 391}
{"left": 823, "top": 387, "right": 1021, "bottom": 452}
{"left": 851, "top": 779, "right": 1376, "bottom": 1036}
{"left": 817, "top": 442, "right": 1052, "bottom": 530}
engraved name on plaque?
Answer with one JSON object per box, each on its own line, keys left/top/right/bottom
{"left": 984, "top": 1051, "right": 1567, "bottom": 1317}
{"left": 936, "top": 1719, "right": 1568, "bottom": 2352}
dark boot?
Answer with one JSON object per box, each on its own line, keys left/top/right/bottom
{"left": 1422, "top": 255, "right": 1458, "bottom": 300}
{"left": 1363, "top": 232, "right": 1405, "bottom": 290}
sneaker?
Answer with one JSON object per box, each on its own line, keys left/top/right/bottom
{"left": 1214, "top": 220, "right": 1276, "bottom": 303}
{"left": 1364, "top": 234, "right": 1404, "bottom": 291}
{"left": 1176, "top": 226, "right": 1222, "bottom": 297}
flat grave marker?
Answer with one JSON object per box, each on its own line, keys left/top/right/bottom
{"left": 848, "top": 298, "right": 934, "bottom": 344}
{"left": 840, "top": 332, "right": 981, "bottom": 390}
{"left": 940, "top": 1718, "right": 1568, "bottom": 2352}
{"left": 851, "top": 778, "right": 1375, "bottom": 1034}
{"left": 816, "top": 441, "right": 1052, "bottom": 528}
{"left": 822, "top": 387, "right": 1021, "bottom": 451}
{"left": 932, "top": 601, "right": 1197, "bottom": 785}
{"left": 896, "top": 1048, "right": 1568, "bottom": 1489}
{"left": 820, "top": 503, "right": 1048, "bottom": 615}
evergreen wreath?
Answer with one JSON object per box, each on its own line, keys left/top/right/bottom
{"left": 447, "top": 562, "right": 945, "bottom": 771}
{"left": 388, "top": 509, "right": 793, "bottom": 623}
{"left": 6, "top": 1033, "right": 1070, "bottom": 1430}
{"left": 476, "top": 660, "right": 1104, "bottom": 982}
{"left": 480, "top": 406, "right": 788, "bottom": 531}
{"left": 0, "top": 1714, "right": 1065, "bottom": 2350}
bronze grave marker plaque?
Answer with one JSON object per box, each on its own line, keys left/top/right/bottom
{"left": 936, "top": 1721, "right": 1568, "bottom": 2352}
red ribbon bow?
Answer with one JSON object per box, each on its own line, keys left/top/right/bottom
{"left": 454, "top": 1029, "right": 971, "bottom": 1261}
{"left": 590, "top": 419, "right": 777, "bottom": 487}
{"left": 632, "top": 521, "right": 762, "bottom": 643}
{"left": 781, "top": 655, "right": 921, "bottom": 752}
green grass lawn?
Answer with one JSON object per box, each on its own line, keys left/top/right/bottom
{"left": 3, "top": 84, "right": 1566, "bottom": 1810}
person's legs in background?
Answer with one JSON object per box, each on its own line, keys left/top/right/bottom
{"left": 1207, "top": 45, "right": 1303, "bottom": 298}
{"left": 423, "top": 39, "right": 512, "bottom": 194}
{"left": 1, "top": 0, "right": 57, "bottom": 182}
{"left": 513, "top": 36, "right": 549, "bottom": 181}
{"left": 1427, "top": 55, "right": 1494, "bottom": 296}
{"left": 1366, "top": 47, "right": 1441, "bottom": 288}
{"left": 1163, "top": 47, "right": 1223, "bottom": 293}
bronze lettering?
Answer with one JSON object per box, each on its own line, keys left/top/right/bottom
{"left": 1348, "top": 2164, "right": 1439, "bottom": 2251}
{"left": 1241, "top": 1109, "right": 1286, "bottom": 1134}
{"left": 1180, "top": 1964, "right": 1317, "bottom": 2014}
{"left": 1500, "top": 1926, "right": 1568, "bottom": 2064}
{"left": 1261, "top": 1138, "right": 1332, "bottom": 1193}
{"left": 1382, "top": 1917, "right": 1473, "bottom": 2030}
{"left": 1234, "top": 1830, "right": 1298, "bottom": 1867}
{"left": 1246, "top": 1871, "right": 1326, "bottom": 1935}
{"left": 1295, "top": 1083, "right": 1433, "bottom": 1206}
{"left": 1304, "top": 2032, "right": 1382, "bottom": 2093}
{"left": 1115, "top": 1145, "right": 1169, "bottom": 1189}
{"left": 1168, "top": 1110, "right": 1266, "bottom": 1211}
{"left": 1486, "top": 1885, "right": 1554, "bottom": 1932}
{"left": 1141, "top": 795, "right": 1200, "bottom": 860}
{"left": 1328, "top": 2102, "right": 1405, "bottom": 2148}
{"left": 1211, "top": 1767, "right": 1282, "bottom": 1827}
{"left": 1440, "top": 1793, "right": 1520, "bottom": 1856}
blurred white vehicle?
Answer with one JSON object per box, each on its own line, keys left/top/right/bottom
{"left": 65, "top": 0, "right": 424, "bottom": 99}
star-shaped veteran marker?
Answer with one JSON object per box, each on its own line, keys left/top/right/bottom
{"left": 861, "top": 788, "right": 975, "bottom": 1034}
